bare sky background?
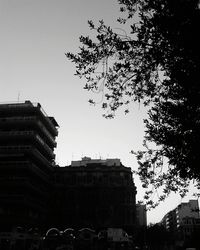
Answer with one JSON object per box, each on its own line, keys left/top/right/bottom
{"left": 0, "top": 0, "right": 197, "bottom": 224}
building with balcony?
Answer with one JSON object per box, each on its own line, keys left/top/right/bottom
{"left": 0, "top": 101, "right": 59, "bottom": 231}
{"left": 50, "top": 157, "right": 137, "bottom": 235}
{"left": 0, "top": 101, "right": 137, "bottom": 237}
{"left": 161, "top": 200, "right": 200, "bottom": 246}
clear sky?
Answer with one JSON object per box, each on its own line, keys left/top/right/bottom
{"left": 0, "top": 0, "right": 198, "bottom": 224}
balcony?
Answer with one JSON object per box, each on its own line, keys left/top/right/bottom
{"left": 0, "top": 145, "right": 32, "bottom": 153}
{"left": 29, "top": 147, "right": 54, "bottom": 169}
{"left": 0, "top": 101, "right": 59, "bottom": 136}
{"left": 0, "top": 131, "right": 55, "bottom": 159}
{"left": 0, "top": 160, "right": 51, "bottom": 183}
{"left": 0, "top": 116, "right": 57, "bottom": 147}
{"left": 0, "top": 177, "right": 49, "bottom": 199}
{"left": 0, "top": 145, "right": 53, "bottom": 170}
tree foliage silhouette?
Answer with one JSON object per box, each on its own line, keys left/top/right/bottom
{"left": 66, "top": 0, "right": 200, "bottom": 208}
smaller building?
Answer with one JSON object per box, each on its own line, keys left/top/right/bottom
{"left": 161, "top": 200, "right": 200, "bottom": 246}
{"left": 136, "top": 204, "right": 147, "bottom": 227}
{"left": 50, "top": 157, "right": 137, "bottom": 235}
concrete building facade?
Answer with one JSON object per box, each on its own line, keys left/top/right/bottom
{"left": 0, "top": 102, "right": 137, "bottom": 235}
{"left": 136, "top": 204, "right": 147, "bottom": 227}
{"left": 0, "top": 101, "right": 59, "bottom": 231}
{"left": 50, "top": 157, "right": 137, "bottom": 234}
{"left": 161, "top": 200, "right": 200, "bottom": 244}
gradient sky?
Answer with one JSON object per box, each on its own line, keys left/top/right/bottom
{"left": 0, "top": 0, "right": 198, "bottom": 224}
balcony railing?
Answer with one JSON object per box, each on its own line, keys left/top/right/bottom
{"left": 0, "top": 176, "right": 48, "bottom": 196}
{"left": 0, "top": 116, "right": 57, "bottom": 146}
{"left": 0, "top": 131, "right": 55, "bottom": 159}
{"left": 0, "top": 145, "right": 53, "bottom": 169}
{"left": 0, "top": 161, "right": 51, "bottom": 183}
{"left": 0, "top": 101, "right": 58, "bottom": 135}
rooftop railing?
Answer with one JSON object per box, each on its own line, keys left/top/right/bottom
{"left": 0, "top": 100, "right": 59, "bottom": 134}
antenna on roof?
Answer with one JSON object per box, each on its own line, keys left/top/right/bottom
{"left": 17, "top": 92, "right": 20, "bottom": 102}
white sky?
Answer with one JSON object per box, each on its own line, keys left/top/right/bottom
{"left": 0, "top": 0, "right": 198, "bottom": 224}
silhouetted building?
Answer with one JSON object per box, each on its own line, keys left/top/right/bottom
{"left": 161, "top": 200, "right": 200, "bottom": 246}
{"left": 0, "top": 101, "right": 137, "bottom": 237}
{"left": 0, "top": 101, "right": 59, "bottom": 231}
{"left": 50, "top": 157, "right": 137, "bottom": 234}
{"left": 136, "top": 204, "right": 147, "bottom": 227}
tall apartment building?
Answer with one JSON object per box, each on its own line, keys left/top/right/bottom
{"left": 50, "top": 157, "right": 137, "bottom": 234}
{"left": 161, "top": 200, "right": 200, "bottom": 242}
{"left": 0, "top": 101, "right": 59, "bottom": 231}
